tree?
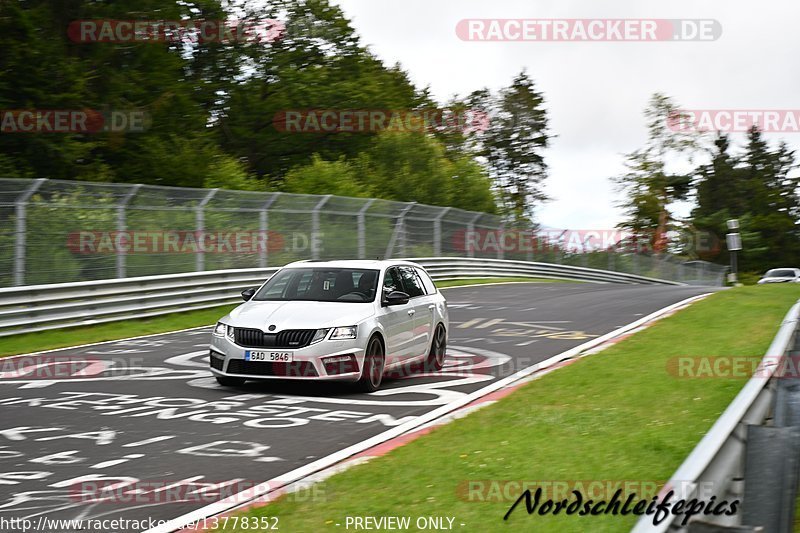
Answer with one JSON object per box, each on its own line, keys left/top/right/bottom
{"left": 693, "top": 134, "right": 748, "bottom": 218}
{"left": 218, "top": 0, "right": 429, "bottom": 184}
{"left": 1, "top": 0, "right": 501, "bottom": 215}
{"left": 471, "top": 72, "right": 550, "bottom": 224}
{"left": 0, "top": 0, "right": 224, "bottom": 183}
{"left": 283, "top": 155, "right": 369, "bottom": 198}
{"left": 615, "top": 93, "right": 702, "bottom": 252}
{"left": 358, "top": 131, "right": 496, "bottom": 212}
{"left": 690, "top": 127, "right": 799, "bottom": 272}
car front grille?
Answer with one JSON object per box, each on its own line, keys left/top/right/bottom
{"left": 225, "top": 359, "right": 318, "bottom": 377}
{"left": 233, "top": 328, "right": 316, "bottom": 348}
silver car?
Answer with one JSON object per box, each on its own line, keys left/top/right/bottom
{"left": 209, "top": 260, "right": 449, "bottom": 391}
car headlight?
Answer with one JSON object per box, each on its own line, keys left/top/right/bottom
{"left": 310, "top": 328, "right": 331, "bottom": 344}
{"left": 213, "top": 322, "right": 228, "bottom": 337}
{"left": 330, "top": 326, "right": 358, "bottom": 340}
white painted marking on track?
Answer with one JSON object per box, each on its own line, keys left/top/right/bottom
{"left": 123, "top": 436, "right": 176, "bottom": 448}
{"left": 19, "top": 381, "right": 56, "bottom": 389}
{"left": 91, "top": 454, "right": 145, "bottom": 469}
{"left": 515, "top": 340, "right": 538, "bottom": 346}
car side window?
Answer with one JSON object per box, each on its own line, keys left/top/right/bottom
{"left": 398, "top": 266, "right": 425, "bottom": 298}
{"left": 416, "top": 268, "right": 436, "bottom": 294}
{"left": 383, "top": 267, "right": 403, "bottom": 294}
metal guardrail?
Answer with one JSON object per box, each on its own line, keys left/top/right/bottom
{"left": 0, "top": 257, "right": 688, "bottom": 338}
{"left": 417, "top": 257, "right": 684, "bottom": 286}
{"left": 631, "top": 298, "right": 800, "bottom": 533}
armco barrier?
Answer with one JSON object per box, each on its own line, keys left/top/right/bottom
{"left": 631, "top": 298, "right": 800, "bottom": 533}
{"left": 0, "top": 257, "right": 689, "bottom": 337}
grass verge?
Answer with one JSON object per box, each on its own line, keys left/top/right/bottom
{"left": 0, "top": 277, "right": 559, "bottom": 358}
{"left": 218, "top": 285, "right": 800, "bottom": 532}
{"left": 0, "top": 304, "right": 237, "bottom": 357}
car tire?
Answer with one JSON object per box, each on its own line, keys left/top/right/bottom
{"left": 215, "top": 376, "right": 246, "bottom": 387}
{"left": 425, "top": 324, "right": 447, "bottom": 371}
{"left": 356, "top": 335, "right": 385, "bottom": 392}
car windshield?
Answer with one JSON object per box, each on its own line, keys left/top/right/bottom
{"left": 252, "top": 268, "right": 379, "bottom": 303}
{"left": 765, "top": 269, "right": 797, "bottom": 278}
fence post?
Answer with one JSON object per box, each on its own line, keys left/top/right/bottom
{"left": 311, "top": 195, "right": 331, "bottom": 260}
{"left": 195, "top": 188, "right": 218, "bottom": 272}
{"left": 385, "top": 202, "right": 415, "bottom": 259}
{"left": 433, "top": 207, "right": 451, "bottom": 257}
{"left": 464, "top": 213, "right": 483, "bottom": 257}
{"left": 116, "top": 184, "right": 141, "bottom": 279}
{"left": 357, "top": 199, "right": 375, "bottom": 260}
{"left": 497, "top": 222, "right": 505, "bottom": 260}
{"left": 526, "top": 228, "right": 534, "bottom": 262}
{"left": 466, "top": 213, "right": 481, "bottom": 258}
{"left": 14, "top": 178, "right": 46, "bottom": 286}
{"left": 259, "top": 194, "right": 278, "bottom": 268}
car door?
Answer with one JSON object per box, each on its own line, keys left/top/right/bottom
{"left": 398, "top": 266, "right": 434, "bottom": 357}
{"left": 378, "top": 267, "right": 416, "bottom": 366}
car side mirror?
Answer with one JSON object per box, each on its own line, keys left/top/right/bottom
{"left": 383, "top": 290, "right": 410, "bottom": 306}
{"left": 241, "top": 287, "right": 257, "bottom": 301}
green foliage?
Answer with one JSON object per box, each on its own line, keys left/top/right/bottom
{"left": 617, "top": 95, "right": 800, "bottom": 274}
{"left": 691, "top": 128, "right": 799, "bottom": 272}
{"left": 2, "top": 0, "right": 508, "bottom": 216}
{"left": 614, "top": 94, "right": 703, "bottom": 252}
{"left": 283, "top": 155, "right": 369, "bottom": 198}
{"left": 457, "top": 71, "right": 550, "bottom": 224}
{"left": 281, "top": 132, "right": 498, "bottom": 213}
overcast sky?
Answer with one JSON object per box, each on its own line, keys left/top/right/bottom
{"left": 331, "top": 0, "right": 800, "bottom": 230}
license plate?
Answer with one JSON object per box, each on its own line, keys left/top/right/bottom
{"left": 245, "top": 351, "right": 293, "bottom": 362}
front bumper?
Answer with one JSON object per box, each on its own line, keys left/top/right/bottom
{"left": 209, "top": 333, "right": 365, "bottom": 382}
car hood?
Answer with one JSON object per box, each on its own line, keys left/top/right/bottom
{"left": 226, "top": 300, "right": 376, "bottom": 330}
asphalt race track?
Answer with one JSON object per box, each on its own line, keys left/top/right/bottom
{"left": 0, "top": 282, "right": 716, "bottom": 532}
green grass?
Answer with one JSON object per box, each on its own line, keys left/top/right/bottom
{"left": 217, "top": 285, "right": 800, "bottom": 533}
{"left": 0, "top": 278, "right": 562, "bottom": 358}
{"left": 0, "top": 304, "right": 237, "bottom": 357}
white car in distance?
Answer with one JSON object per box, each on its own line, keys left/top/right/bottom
{"left": 210, "top": 260, "right": 449, "bottom": 392}
{"left": 757, "top": 268, "right": 800, "bottom": 284}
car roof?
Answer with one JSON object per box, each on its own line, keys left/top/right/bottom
{"left": 282, "top": 259, "right": 425, "bottom": 270}
{"left": 765, "top": 267, "right": 800, "bottom": 273}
